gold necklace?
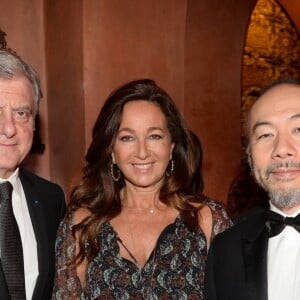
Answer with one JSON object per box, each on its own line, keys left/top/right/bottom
{"left": 124, "top": 206, "right": 156, "bottom": 214}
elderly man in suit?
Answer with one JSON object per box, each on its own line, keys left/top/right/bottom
{"left": 205, "top": 79, "right": 300, "bottom": 300}
{"left": 0, "top": 49, "right": 65, "bottom": 300}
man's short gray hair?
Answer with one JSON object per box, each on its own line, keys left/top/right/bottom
{"left": 0, "top": 49, "right": 42, "bottom": 115}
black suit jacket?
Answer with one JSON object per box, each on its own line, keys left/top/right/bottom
{"left": 204, "top": 206, "right": 269, "bottom": 300}
{"left": 0, "top": 168, "right": 66, "bottom": 300}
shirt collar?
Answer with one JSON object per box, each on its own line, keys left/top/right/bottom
{"left": 0, "top": 168, "right": 21, "bottom": 193}
{"left": 0, "top": 168, "right": 19, "bottom": 183}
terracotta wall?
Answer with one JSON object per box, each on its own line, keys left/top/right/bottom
{"left": 0, "top": 0, "right": 299, "bottom": 203}
{"left": 184, "top": 0, "right": 256, "bottom": 203}
{"left": 82, "top": 0, "right": 187, "bottom": 145}
{"left": 44, "top": 1, "right": 85, "bottom": 195}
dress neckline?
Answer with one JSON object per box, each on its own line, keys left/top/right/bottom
{"left": 106, "top": 215, "right": 182, "bottom": 269}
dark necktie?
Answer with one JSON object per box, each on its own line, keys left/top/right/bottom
{"left": 0, "top": 182, "right": 26, "bottom": 299}
{"left": 265, "top": 210, "right": 300, "bottom": 237}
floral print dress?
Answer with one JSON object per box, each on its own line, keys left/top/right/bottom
{"left": 52, "top": 200, "right": 231, "bottom": 300}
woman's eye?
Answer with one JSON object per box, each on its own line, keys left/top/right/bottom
{"left": 120, "top": 135, "right": 134, "bottom": 142}
{"left": 149, "top": 134, "right": 163, "bottom": 140}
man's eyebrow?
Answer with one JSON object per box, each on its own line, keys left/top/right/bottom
{"left": 252, "top": 121, "right": 271, "bottom": 133}
{"left": 252, "top": 113, "right": 300, "bottom": 133}
{"left": 12, "top": 106, "right": 32, "bottom": 110}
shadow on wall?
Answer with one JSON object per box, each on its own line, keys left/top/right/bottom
{"left": 226, "top": 163, "right": 269, "bottom": 220}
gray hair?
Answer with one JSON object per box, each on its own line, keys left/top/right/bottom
{"left": 0, "top": 49, "right": 42, "bottom": 115}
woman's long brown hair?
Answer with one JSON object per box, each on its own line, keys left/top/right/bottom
{"left": 69, "top": 79, "right": 204, "bottom": 264}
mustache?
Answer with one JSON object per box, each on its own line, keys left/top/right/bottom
{"left": 265, "top": 161, "right": 300, "bottom": 179}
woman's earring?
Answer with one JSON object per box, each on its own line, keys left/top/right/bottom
{"left": 110, "top": 163, "right": 121, "bottom": 182}
{"left": 166, "top": 159, "right": 175, "bottom": 177}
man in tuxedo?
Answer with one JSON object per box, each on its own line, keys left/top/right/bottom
{"left": 0, "top": 48, "right": 65, "bottom": 299}
{"left": 205, "top": 79, "right": 300, "bottom": 300}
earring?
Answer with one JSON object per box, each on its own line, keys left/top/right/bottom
{"left": 110, "top": 163, "right": 121, "bottom": 182}
{"left": 166, "top": 159, "right": 175, "bottom": 177}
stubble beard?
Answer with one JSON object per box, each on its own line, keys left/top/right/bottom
{"left": 267, "top": 188, "right": 300, "bottom": 211}
{"left": 254, "top": 161, "right": 300, "bottom": 211}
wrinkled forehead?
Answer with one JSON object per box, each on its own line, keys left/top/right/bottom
{"left": 247, "top": 83, "right": 300, "bottom": 134}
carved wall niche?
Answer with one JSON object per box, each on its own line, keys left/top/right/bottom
{"left": 241, "top": 0, "right": 300, "bottom": 155}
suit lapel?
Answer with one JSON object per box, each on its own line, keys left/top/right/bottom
{"left": 242, "top": 209, "right": 268, "bottom": 300}
{"left": 0, "top": 263, "right": 10, "bottom": 299}
{"left": 19, "top": 170, "right": 50, "bottom": 300}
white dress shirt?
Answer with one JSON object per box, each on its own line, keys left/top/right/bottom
{"left": 267, "top": 202, "right": 300, "bottom": 300}
{"left": 0, "top": 168, "right": 38, "bottom": 300}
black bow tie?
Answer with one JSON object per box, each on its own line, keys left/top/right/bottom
{"left": 265, "top": 210, "right": 300, "bottom": 237}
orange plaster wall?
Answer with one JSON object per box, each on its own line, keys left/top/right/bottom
{"left": 82, "top": 0, "right": 187, "bottom": 148}
{"left": 44, "top": 0, "right": 85, "bottom": 196}
{"left": 184, "top": 0, "right": 257, "bottom": 203}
